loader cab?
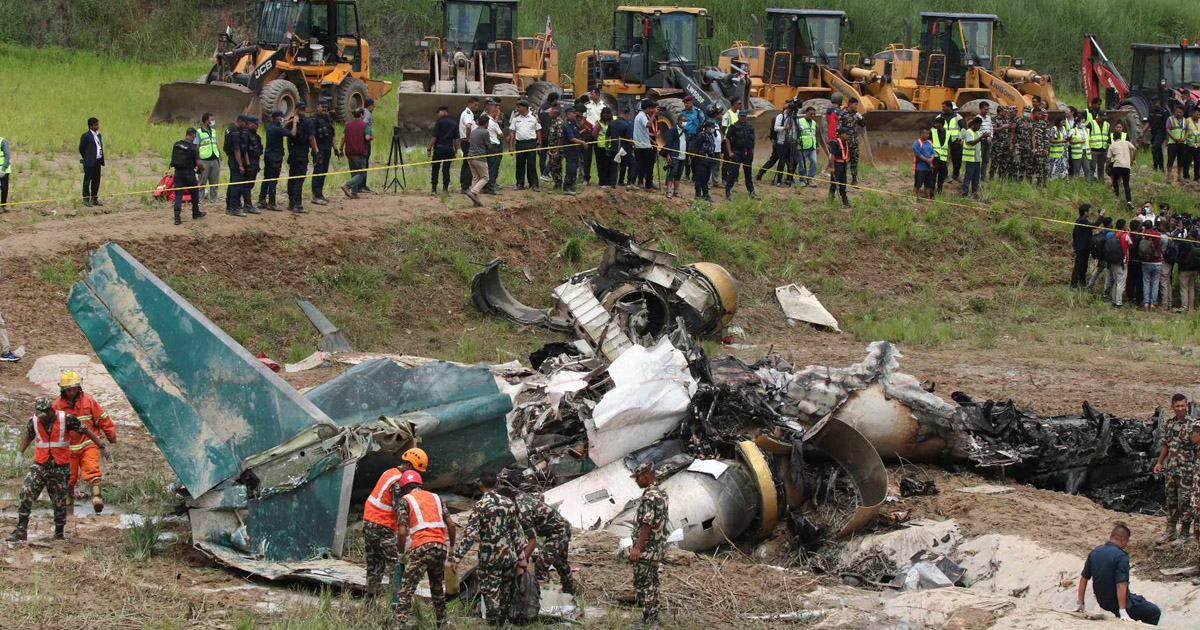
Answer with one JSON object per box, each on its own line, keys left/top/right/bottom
{"left": 257, "top": 0, "right": 364, "bottom": 69}
{"left": 613, "top": 6, "right": 712, "bottom": 87}
{"left": 1131, "top": 43, "right": 1200, "bottom": 93}
{"left": 917, "top": 12, "right": 999, "bottom": 88}
{"left": 764, "top": 9, "right": 848, "bottom": 86}
{"left": 432, "top": 0, "right": 518, "bottom": 72}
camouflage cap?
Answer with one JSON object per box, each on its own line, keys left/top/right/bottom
{"left": 631, "top": 461, "right": 655, "bottom": 478}
{"left": 34, "top": 397, "right": 52, "bottom": 414}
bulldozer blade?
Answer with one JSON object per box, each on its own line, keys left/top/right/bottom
{"left": 150, "top": 81, "right": 258, "bottom": 124}
{"left": 859, "top": 110, "right": 944, "bottom": 165}
{"left": 395, "top": 92, "right": 521, "bottom": 139}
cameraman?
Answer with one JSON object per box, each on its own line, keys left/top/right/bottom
{"left": 757, "top": 99, "right": 800, "bottom": 187}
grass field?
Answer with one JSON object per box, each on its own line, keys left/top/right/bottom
{"left": 3, "top": 0, "right": 1199, "bottom": 95}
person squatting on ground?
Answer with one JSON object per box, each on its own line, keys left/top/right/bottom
{"left": 630, "top": 461, "right": 669, "bottom": 627}
{"left": 361, "top": 448, "right": 429, "bottom": 598}
{"left": 392, "top": 470, "right": 455, "bottom": 630}
{"left": 1078, "top": 523, "right": 1161, "bottom": 624}
{"left": 8, "top": 398, "right": 108, "bottom": 542}
{"left": 1154, "top": 394, "right": 1196, "bottom": 544}
{"left": 53, "top": 371, "right": 116, "bottom": 513}
{"left": 169, "top": 127, "right": 205, "bottom": 226}
{"left": 451, "top": 471, "right": 532, "bottom": 626}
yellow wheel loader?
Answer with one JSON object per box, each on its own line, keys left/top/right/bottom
{"left": 572, "top": 6, "right": 754, "bottom": 137}
{"left": 151, "top": 0, "right": 392, "bottom": 124}
{"left": 396, "top": 0, "right": 569, "bottom": 135}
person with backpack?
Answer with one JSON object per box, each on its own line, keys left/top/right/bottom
{"left": 1088, "top": 216, "right": 1114, "bottom": 291}
{"left": 692, "top": 119, "right": 717, "bottom": 202}
{"left": 723, "top": 116, "right": 760, "bottom": 200}
{"left": 1160, "top": 219, "right": 1181, "bottom": 310}
{"left": 1072, "top": 204, "right": 1103, "bottom": 290}
{"left": 1141, "top": 220, "right": 1165, "bottom": 308}
{"left": 1177, "top": 225, "right": 1200, "bottom": 310}
{"left": 1126, "top": 220, "right": 1144, "bottom": 307}
{"left": 1104, "top": 218, "right": 1132, "bottom": 307}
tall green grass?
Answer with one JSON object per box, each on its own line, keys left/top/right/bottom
{"left": 3, "top": 0, "right": 1197, "bottom": 94}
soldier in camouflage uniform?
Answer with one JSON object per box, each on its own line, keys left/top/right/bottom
{"left": 1155, "top": 393, "right": 1197, "bottom": 543}
{"left": 989, "top": 106, "right": 1016, "bottom": 181}
{"left": 8, "top": 398, "right": 107, "bottom": 542}
{"left": 1013, "top": 107, "right": 1034, "bottom": 182}
{"left": 452, "top": 472, "right": 532, "bottom": 625}
{"left": 1030, "top": 108, "right": 1051, "bottom": 187}
{"left": 546, "top": 105, "right": 565, "bottom": 190}
{"left": 630, "top": 461, "right": 670, "bottom": 627}
{"left": 507, "top": 480, "right": 577, "bottom": 595}
{"left": 393, "top": 471, "right": 454, "bottom": 630}
{"left": 837, "top": 98, "right": 866, "bottom": 185}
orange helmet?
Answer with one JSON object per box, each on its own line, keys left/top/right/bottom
{"left": 399, "top": 470, "right": 423, "bottom": 487}
{"left": 401, "top": 447, "right": 429, "bottom": 472}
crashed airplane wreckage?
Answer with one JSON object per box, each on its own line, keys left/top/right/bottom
{"left": 67, "top": 243, "right": 1161, "bottom": 585}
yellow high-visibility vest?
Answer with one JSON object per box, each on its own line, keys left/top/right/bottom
{"left": 798, "top": 118, "right": 817, "bottom": 150}
{"left": 196, "top": 128, "right": 220, "bottom": 160}
{"left": 931, "top": 128, "right": 949, "bottom": 161}
{"left": 1088, "top": 120, "right": 1110, "bottom": 150}
{"left": 961, "top": 129, "right": 981, "bottom": 162}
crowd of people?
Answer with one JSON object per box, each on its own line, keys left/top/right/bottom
{"left": 1070, "top": 201, "right": 1200, "bottom": 310}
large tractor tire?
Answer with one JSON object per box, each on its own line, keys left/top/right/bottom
{"left": 1118, "top": 104, "right": 1143, "bottom": 146}
{"left": 525, "top": 81, "right": 563, "bottom": 110}
{"left": 959, "top": 99, "right": 998, "bottom": 117}
{"left": 749, "top": 97, "right": 776, "bottom": 112}
{"left": 804, "top": 98, "right": 835, "bottom": 116}
{"left": 897, "top": 99, "right": 917, "bottom": 111}
{"left": 656, "top": 97, "right": 685, "bottom": 131}
{"left": 398, "top": 80, "right": 426, "bottom": 93}
{"left": 332, "top": 77, "right": 368, "bottom": 123}
{"left": 599, "top": 93, "right": 619, "bottom": 115}
{"left": 260, "top": 79, "right": 300, "bottom": 119}
{"left": 492, "top": 83, "right": 520, "bottom": 97}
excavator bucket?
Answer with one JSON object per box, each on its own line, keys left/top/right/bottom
{"left": 150, "top": 80, "right": 259, "bottom": 124}
{"left": 395, "top": 92, "right": 521, "bottom": 138}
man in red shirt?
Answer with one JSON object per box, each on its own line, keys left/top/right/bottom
{"left": 53, "top": 371, "right": 116, "bottom": 513}
{"left": 339, "top": 108, "right": 373, "bottom": 199}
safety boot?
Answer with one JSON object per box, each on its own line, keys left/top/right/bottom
{"left": 1159, "top": 520, "right": 1179, "bottom": 544}
{"left": 54, "top": 524, "right": 65, "bottom": 541}
{"left": 92, "top": 483, "right": 104, "bottom": 513}
{"left": 7, "top": 516, "right": 28, "bottom": 542}
{"left": 1174, "top": 521, "right": 1192, "bottom": 545}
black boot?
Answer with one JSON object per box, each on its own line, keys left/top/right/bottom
{"left": 6, "top": 515, "right": 28, "bottom": 542}
{"left": 54, "top": 524, "right": 65, "bottom": 540}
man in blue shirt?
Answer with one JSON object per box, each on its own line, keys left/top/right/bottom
{"left": 913, "top": 127, "right": 934, "bottom": 199}
{"left": 607, "top": 107, "right": 634, "bottom": 187}
{"left": 679, "top": 96, "right": 703, "bottom": 180}
{"left": 562, "top": 104, "right": 588, "bottom": 196}
{"left": 1077, "top": 523, "right": 1160, "bottom": 624}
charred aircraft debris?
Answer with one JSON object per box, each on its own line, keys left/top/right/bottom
{"left": 67, "top": 242, "right": 1162, "bottom": 586}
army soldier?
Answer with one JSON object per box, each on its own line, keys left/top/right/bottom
{"left": 393, "top": 470, "right": 455, "bottom": 630}
{"left": 1030, "top": 108, "right": 1051, "bottom": 187}
{"left": 311, "top": 99, "right": 337, "bottom": 205}
{"left": 1155, "top": 393, "right": 1196, "bottom": 543}
{"left": 989, "top": 106, "right": 1014, "bottom": 180}
{"left": 361, "top": 448, "right": 430, "bottom": 598}
{"left": 223, "top": 116, "right": 247, "bottom": 216}
{"left": 239, "top": 116, "right": 263, "bottom": 213}
{"left": 545, "top": 105, "right": 565, "bottom": 190}
{"left": 169, "top": 128, "right": 204, "bottom": 226}
{"left": 504, "top": 473, "right": 577, "bottom": 595}
{"left": 630, "top": 461, "right": 669, "bottom": 627}
{"left": 452, "top": 472, "right": 531, "bottom": 625}
{"left": 259, "top": 110, "right": 286, "bottom": 210}
{"left": 837, "top": 97, "right": 866, "bottom": 185}
{"left": 1013, "top": 107, "right": 1033, "bottom": 182}
{"left": 7, "top": 398, "right": 107, "bottom": 542}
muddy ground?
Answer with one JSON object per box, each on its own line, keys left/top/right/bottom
{"left": 0, "top": 162, "right": 1195, "bottom": 628}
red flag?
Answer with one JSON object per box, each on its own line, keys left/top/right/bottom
{"left": 543, "top": 15, "right": 553, "bottom": 55}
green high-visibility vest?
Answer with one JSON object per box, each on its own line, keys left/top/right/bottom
{"left": 1108, "top": 132, "right": 1127, "bottom": 144}
{"left": 1089, "top": 120, "right": 1109, "bottom": 150}
{"left": 931, "top": 128, "right": 949, "bottom": 160}
{"left": 946, "top": 115, "right": 962, "bottom": 141}
{"left": 599, "top": 121, "right": 610, "bottom": 149}
{"left": 961, "top": 129, "right": 981, "bottom": 162}
{"left": 1168, "top": 117, "right": 1188, "bottom": 143}
{"left": 196, "top": 128, "right": 220, "bottom": 160}
{"left": 1049, "top": 128, "right": 1066, "bottom": 159}
{"left": 798, "top": 118, "right": 817, "bottom": 150}
{"left": 1189, "top": 119, "right": 1200, "bottom": 148}
{"left": 0, "top": 136, "right": 8, "bottom": 175}
{"left": 1069, "top": 127, "right": 1088, "bottom": 160}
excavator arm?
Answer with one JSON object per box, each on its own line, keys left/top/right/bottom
{"left": 1081, "top": 34, "right": 1128, "bottom": 108}
{"left": 840, "top": 67, "right": 902, "bottom": 111}
{"left": 973, "top": 68, "right": 1027, "bottom": 108}
{"left": 818, "top": 67, "right": 873, "bottom": 110}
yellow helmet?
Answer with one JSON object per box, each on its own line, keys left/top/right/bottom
{"left": 401, "top": 447, "right": 429, "bottom": 472}
{"left": 60, "top": 371, "right": 83, "bottom": 390}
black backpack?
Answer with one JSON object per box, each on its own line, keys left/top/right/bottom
{"left": 1163, "top": 236, "right": 1180, "bottom": 264}
{"left": 1104, "top": 235, "right": 1125, "bottom": 265}
{"left": 1090, "top": 232, "right": 1107, "bottom": 261}
{"left": 729, "top": 121, "right": 756, "bottom": 151}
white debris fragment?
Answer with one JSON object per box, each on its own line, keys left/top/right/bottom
{"left": 775, "top": 284, "right": 840, "bottom": 332}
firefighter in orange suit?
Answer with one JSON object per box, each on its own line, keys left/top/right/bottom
{"left": 393, "top": 470, "right": 455, "bottom": 629}
{"left": 362, "top": 448, "right": 429, "bottom": 597}
{"left": 53, "top": 371, "right": 116, "bottom": 513}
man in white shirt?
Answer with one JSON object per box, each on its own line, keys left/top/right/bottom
{"left": 508, "top": 99, "right": 542, "bottom": 191}
{"left": 977, "top": 102, "right": 994, "bottom": 182}
{"left": 458, "top": 97, "right": 481, "bottom": 192}
{"left": 756, "top": 104, "right": 798, "bottom": 186}
{"left": 1106, "top": 123, "right": 1137, "bottom": 207}
{"left": 484, "top": 99, "right": 504, "bottom": 194}
{"left": 632, "top": 101, "right": 658, "bottom": 190}
{"left": 581, "top": 89, "right": 606, "bottom": 184}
